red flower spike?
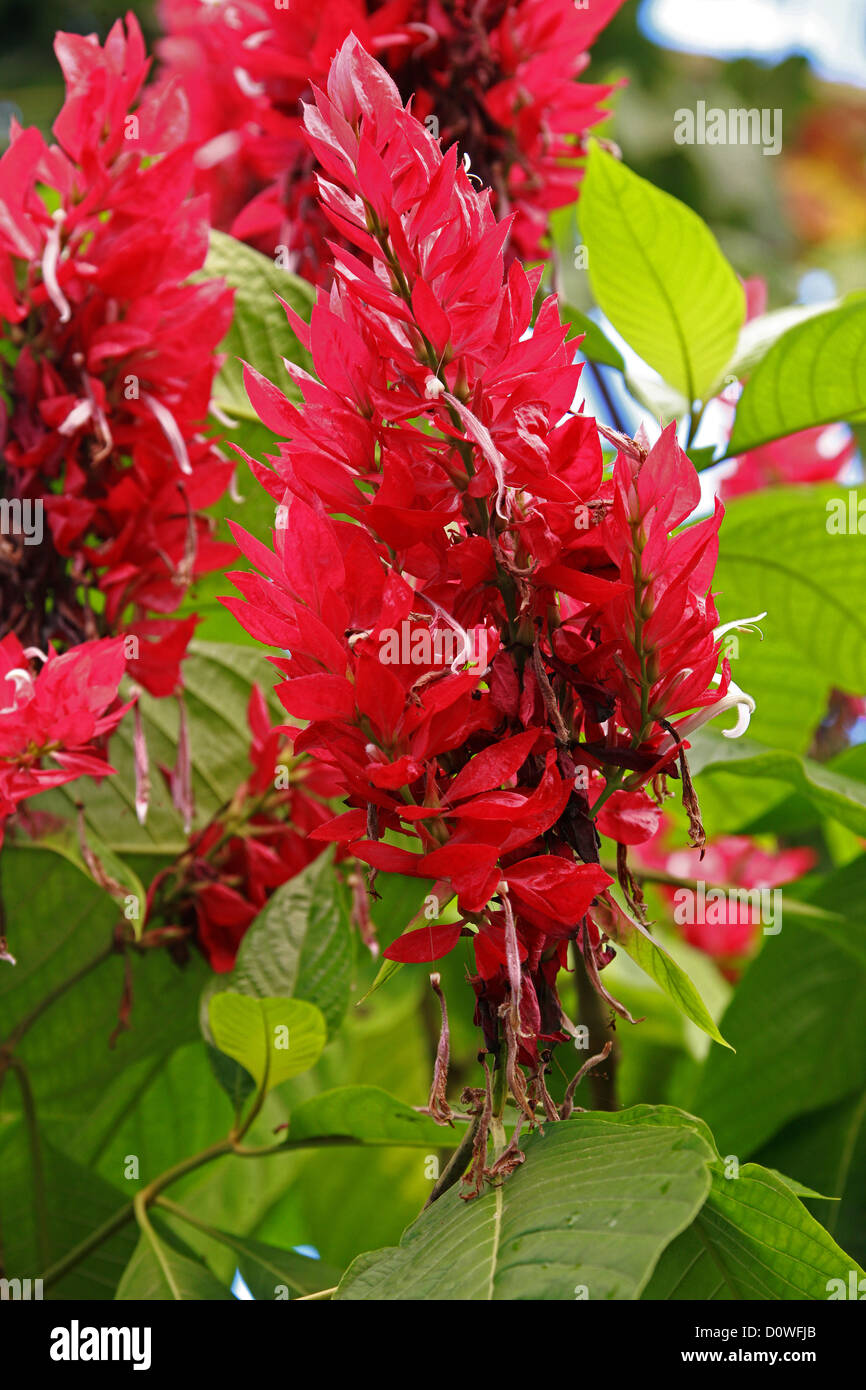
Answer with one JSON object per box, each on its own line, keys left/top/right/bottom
{"left": 0, "top": 14, "right": 233, "bottom": 688}
{"left": 0, "top": 635, "right": 129, "bottom": 847}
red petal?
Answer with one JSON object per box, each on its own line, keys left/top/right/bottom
{"left": 384, "top": 922, "right": 462, "bottom": 963}
{"left": 446, "top": 728, "right": 539, "bottom": 803}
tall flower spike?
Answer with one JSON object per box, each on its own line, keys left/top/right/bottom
{"left": 226, "top": 38, "right": 747, "bottom": 1157}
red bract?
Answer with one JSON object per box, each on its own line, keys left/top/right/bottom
{"left": 227, "top": 37, "right": 753, "bottom": 1110}
{"left": 590, "top": 424, "right": 729, "bottom": 743}
{"left": 0, "top": 634, "right": 130, "bottom": 848}
{"left": 156, "top": 0, "right": 623, "bottom": 277}
{"left": 0, "top": 13, "right": 234, "bottom": 694}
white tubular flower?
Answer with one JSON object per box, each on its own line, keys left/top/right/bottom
{"left": 713, "top": 611, "right": 767, "bottom": 642}
{"left": 42, "top": 209, "right": 72, "bottom": 325}
{"left": 663, "top": 674, "right": 757, "bottom": 749}
{"left": 424, "top": 374, "right": 446, "bottom": 400}
{"left": 0, "top": 668, "right": 36, "bottom": 714}
{"left": 141, "top": 391, "right": 192, "bottom": 476}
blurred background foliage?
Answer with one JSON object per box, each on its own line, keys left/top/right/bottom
{"left": 2, "top": 0, "right": 864, "bottom": 306}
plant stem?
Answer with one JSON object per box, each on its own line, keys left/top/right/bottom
{"left": 586, "top": 359, "right": 627, "bottom": 436}
{"left": 490, "top": 1041, "right": 508, "bottom": 1159}
{"left": 686, "top": 402, "right": 705, "bottom": 450}
{"left": 0, "top": 938, "right": 117, "bottom": 1053}
{"left": 136, "top": 1137, "right": 234, "bottom": 1209}
{"left": 572, "top": 944, "right": 618, "bottom": 1111}
{"left": 42, "top": 1204, "right": 136, "bottom": 1291}
{"left": 7, "top": 1057, "right": 50, "bottom": 1269}
{"left": 423, "top": 1114, "right": 481, "bottom": 1209}
{"left": 586, "top": 769, "right": 625, "bottom": 821}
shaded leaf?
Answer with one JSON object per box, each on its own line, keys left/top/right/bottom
{"left": 287, "top": 1085, "right": 454, "bottom": 1149}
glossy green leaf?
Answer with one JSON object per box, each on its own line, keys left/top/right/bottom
{"left": 689, "top": 729, "right": 866, "bottom": 838}
{"left": 712, "top": 486, "right": 866, "bottom": 751}
{"left": 710, "top": 300, "right": 838, "bottom": 396}
{"left": 645, "top": 1162, "right": 863, "bottom": 1300}
{"left": 335, "top": 1109, "right": 715, "bottom": 1300}
{"left": 729, "top": 299, "right": 866, "bottom": 454}
{"left": 580, "top": 142, "right": 744, "bottom": 402}
{"left": 605, "top": 890, "right": 732, "bottom": 1050}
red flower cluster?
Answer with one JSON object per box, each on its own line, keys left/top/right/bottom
{"left": 156, "top": 0, "right": 623, "bottom": 277}
{"left": 227, "top": 38, "right": 748, "bottom": 1104}
{"left": 0, "top": 635, "right": 129, "bottom": 850}
{"left": 0, "top": 13, "right": 234, "bottom": 695}
{"left": 145, "top": 686, "right": 338, "bottom": 972}
{"left": 637, "top": 821, "right": 816, "bottom": 979}
{"left": 720, "top": 425, "right": 855, "bottom": 500}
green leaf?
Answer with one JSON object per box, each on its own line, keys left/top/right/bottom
{"left": 231, "top": 1236, "right": 341, "bottom": 1300}
{"left": 115, "top": 1230, "right": 232, "bottom": 1301}
{"left": 208, "top": 993, "right": 326, "bottom": 1095}
{"left": 689, "top": 729, "right": 866, "bottom": 838}
{"left": 563, "top": 305, "right": 625, "bottom": 370}
{"left": 692, "top": 857, "right": 866, "bottom": 1156}
{"left": 201, "top": 229, "right": 314, "bottom": 423}
{"left": 764, "top": 1169, "right": 833, "bottom": 1201}
{"left": 287, "top": 1085, "right": 454, "bottom": 1149}
{"left": 0, "top": 848, "right": 205, "bottom": 1128}
{"left": 335, "top": 1108, "right": 715, "bottom": 1300}
{"left": 0, "top": 1122, "right": 137, "bottom": 1299}
{"left": 605, "top": 891, "right": 732, "bottom": 1050}
{"left": 728, "top": 298, "right": 866, "bottom": 454}
{"left": 712, "top": 486, "right": 866, "bottom": 751}
{"left": 356, "top": 955, "right": 404, "bottom": 1003}
{"left": 212, "top": 853, "right": 352, "bottom": 1039}
{"left": 754, "top": 1090, "right": 866, "bottom": 1268}
{"left": 644, "top": 1162, "right": 863, "bottom": 1300}
{"left": 27, "top": 825, "right": 146, "bottom": 939}
{"left": 580, "top": 142, "right": 744, "bottom": 403}
{"left": 710, "top": 300, "right": 838, "bottom": 396}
